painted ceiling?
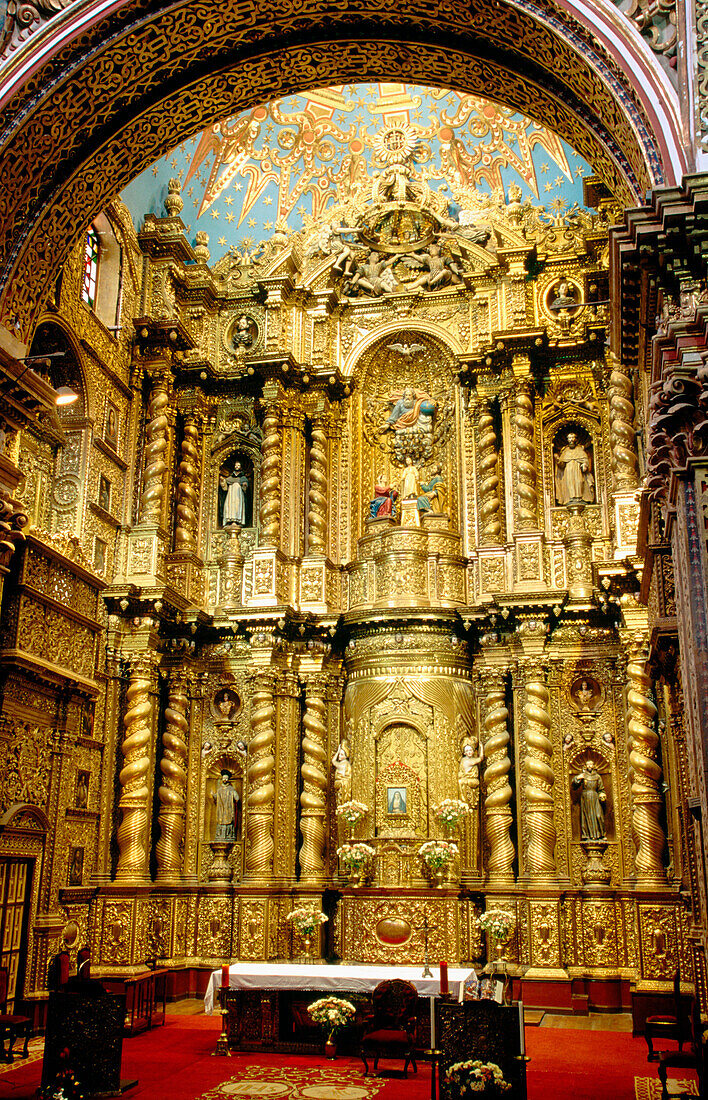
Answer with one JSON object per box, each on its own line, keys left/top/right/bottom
{"left": 120, "top": 82, "right": 596, "bottom": 264}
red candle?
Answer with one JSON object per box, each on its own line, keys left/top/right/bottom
{"left": 440, "top": 960, "right": 449, "bottom": 995}
{"left": 221, "top": 964, "right": 229, "bottom": 988}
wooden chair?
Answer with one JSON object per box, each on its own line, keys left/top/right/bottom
{"left": 646, "top": 970, "right": 688, "bottom": 1062}
{"left": 47, "top": 950, "right": 70, "bottom": 992}
{"left": 0, "top": 966, "right": 31, "bottom": 1063}
{"left": 76, "top": 947, "right": 91, "bottom": 981}
{"left": 657, "top": 996, "right": 706, "bottom": 1100}
{"left": 360, "top": 978, "right": 418, "bottom": 1077}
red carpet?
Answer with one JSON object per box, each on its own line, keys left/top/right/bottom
{"left": 0, "top": 1013, "right": 698, "bottom": 1099}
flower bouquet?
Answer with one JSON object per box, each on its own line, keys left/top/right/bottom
{"left": 285, "top": 906, "right": 328, "bottom": 961}
{"left": 418, "top": 839, "right": 459, "bottom": 887}
{"left": 336, "top": 800, "right": 369, "bottom": 833}
{"left": 336, "top": 842, "right": 376, "bottom": 883}
{"left": 445, "top": 1059, "right": 511, "bottom": 1096}
{"left": 308, "top": 995, "right": 357, "bottom": 1058}
{"left": 477, "top": 908, "right": 515, "bottom": 945}
{"left": 433, "top": 798, "right": 470, "bottom": 836}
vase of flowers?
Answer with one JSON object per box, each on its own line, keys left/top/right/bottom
{"left": 418, "top": 840, "right": 459, "bottom": 887}
{"left": 307, "top": 995, "right": 357, "bottom": 1059}
{"left": 285, "top": 906, "right": 328, "bottom": 962}
{"left": 336, "top": 841, "right": 376, "bottom": 885}
{"left": 477, "top": 908, "right": 515, "bottom": 963}
{"left": 336, "top": 800, "right": 369, "bottom": 836}
{"left": 433, "top": 798, "right": 470, "bottom": 837}
{"left": 445, "top": 1058, "right": 511, "bottom": 1096}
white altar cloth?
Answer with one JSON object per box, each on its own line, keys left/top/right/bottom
{"left": 204, "top": 962, "right": 475, "bottom": 1014}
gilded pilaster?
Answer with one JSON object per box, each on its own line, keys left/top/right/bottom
{"left": 246, "top": 671, "right": 276, "bottom": 880}
{"left": 174, "top": 414, "right": 200, "bottom": 553}
{"left": 625, "top": 633, "right": 666, "bottom": 883}
{"left": 479, "top": 666, "right": 515, "bottom": 884}
{"left": 299, "top": 676, "right": 328, "bottom": 880}
{"left": 138, "top": 371, "right": 171, "bottom": 526}
{"left": 513, "top": 378, "right": 538, "bottom": 530}
{"left": 116, "top": 655, "right": 157, "bottom": 882}
{"left": 259, "top": 404, "right": 283, "bottom": 549}
{"left": 477, "top": 398, "right": 503, "bottom": 544}
{"left": 308, "top": 417, "right": 328, "bottom": 556}
{"left": 520, "top": 657, "right": 557, "bottom": 878}
{"left": 155, "top": 672, "right": 189, "bottom": 883}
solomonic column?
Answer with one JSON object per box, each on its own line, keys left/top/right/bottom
{"left": 173, "top": 414, "right": 200, "bottom": 553}
{"left": 519, "top": 657, "right": 557, "bottom": 879}
{"left": 155, "top": 673, "right": 190, "bottom": 883}
{"left": 259, "top": 405, "right": 282, "bottom": 549}
{"left": 513, "top": 378, "right": 539, "bottom": 531}
{"left": 625, "top": 632, "right": 666, "bottom": 883}
{"left": 116, "top": 656, "right": 157, "bottom": 882}
{"left": 480, "top": 667, "right": 515, "bottom": 884}
{"left": 245, "top": 671, "right": 276, "bottom": 880}
{"left": 138, "top": 371, "right": 171, "bottom": 526}
{"left": 298, "top": 677, "right": 328, "bottom": 881}
{"left": 308, "top": 418, "right": 328, "bottom": 557}
{"left": 477, "top": 399, "right": 503, "bottom": 544}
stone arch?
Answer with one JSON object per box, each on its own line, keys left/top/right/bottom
{"left": 0, "top": 0, "right": 686, "bottom": 338}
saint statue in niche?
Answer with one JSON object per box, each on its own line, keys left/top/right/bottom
{"left": 550, "top": 278, "right": 579, "bottom": 312}
{"left": 231, "top": 314, "right": 256, "bottom": 349}
{"left": 213, "top": 770, "right": 240, "bottom": 842}
{"left": 370, "top": 476, "right": 398, "bottom": 520}
{"left": 572, "top": 760, "right": 607, "bottom": 840}
{"left": 213, "top": 688, "right": 240, "bottom": 721}
{"left": 400, "top": 456, "right": 420, "bottom": 500}
{"left": 417, "top": 464, "right": 446, "bottom": 514}
{"left": 219, "top": 459, "right": 250, "bottom": 527}
{"left": 332, "top": 739, "right": 352, "bottom": 803}
{"left": 458, "top": 737, "right": 484, "bottom": 804}
{"left": 554, "top": 429, "right": 595, "bottom": 505}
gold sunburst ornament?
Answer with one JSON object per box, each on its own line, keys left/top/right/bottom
{"left": 373, "top": 123, "right": 418, "bottom": 164}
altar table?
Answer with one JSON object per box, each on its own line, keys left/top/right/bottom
{"left": 204, "top": 962, "right": 474, "bottom": 1014}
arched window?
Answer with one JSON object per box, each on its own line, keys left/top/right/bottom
{"left": 81, "top": 227, "right": 100, "bottom": 309}
{"left": 80, "top": 214, "right": 124, "bottom": 329}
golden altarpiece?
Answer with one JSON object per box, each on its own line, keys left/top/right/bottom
{"left": 0, "top": 131, "right": 695, "bottom": 1020}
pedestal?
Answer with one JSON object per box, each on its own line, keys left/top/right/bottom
{"left": 209, "top": 841, "right": 234, "bottom": 883}
{"left": 581, "top": 839, "right": 610, "bottom": 885}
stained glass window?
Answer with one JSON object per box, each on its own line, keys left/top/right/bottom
{"left": 81, "top": 227, "right": 99, "bottom": 308}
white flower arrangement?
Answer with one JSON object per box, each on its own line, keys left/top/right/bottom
{"left": 307, "top": 995, "right": 357, "bottom": 1033}
{"left": 285, "top": 907, "right": 328, "bottom": 935}
{"left": 418, "top": 839, "right": 459, "bottom": 871}
{"left": 433, "top": 798, "right": 471, "bottom": 833}
{"left": 445, "top": 1058, "right": 511, "bottom": 1094}
{"left": 336, "top": 842, "right": 376, "bottom": 869}
{"left": 477, "top": 908, "right": 515, "bottom": 943}
{"left": 336, "top": 800, "right": 369, "bottom": 828}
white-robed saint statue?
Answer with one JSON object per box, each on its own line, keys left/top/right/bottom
{"left": 554, "top": 431, "right": 595, "bottom": 505}
{"left": 219, "top": 461, "right": 250, "bottom": 527}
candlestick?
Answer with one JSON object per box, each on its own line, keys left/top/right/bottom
{"left": 422, "top": 915, "right": 432, "bottom": 978}
{"left": 439, "top": 960, "right": 449, "bottom": 995}
{"left": 221, "top": 964, "right": 229, "bottom": 988}
{"left": 518, "top": 999, "right": 525, "bottom": 1056}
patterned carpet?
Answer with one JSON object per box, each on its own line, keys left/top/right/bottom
{"left": 198, "top": 1064, "right": 390, "bottom": 1099}
{"left": 634, "top": 1077, "right": 699, "bottom": 1099}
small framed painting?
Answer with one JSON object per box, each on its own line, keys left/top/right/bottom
{"left": 68, "top": 846, "right": 84, "bottom": 886}
{"left": 387, "top": 786, "right": 407, "bottom": 815}
{"left": 104, "top": 400, "right": 119, "bottom": 450}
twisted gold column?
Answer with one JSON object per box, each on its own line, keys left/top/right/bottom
{"left": 116, "top": 658, "right": 155, "bottom": 882}
{"left": 139, "top": 373, "right": 170, "bottom": 525}
{"left": 155, "top": 674, "right": 189, "bottom": 883}
{"left": 513, "top": 380, "right": 538, "bottom": 530}
{"left": 174, "top": 415, "right": 200, "bottom": 552}
{"left": 626, "top": 639, "right": 666, "bottom": 882}
{"left": 259, "top": 406, "right": 282, "bottom": 548}
{"left": 478, "top": 400, "right": 502, "bottom": 543}
{"left": 520, "top": 658, "right": 557, "bottom": 877}
{"left": 299, "top": 680, "right": 328, "bottom": 879}
{"left": 480, "top": 667, "right": 515, "bottom": 884}
{"left": 608, "top": 355, "right": 639, "bottom": 490}
{"left": 308, "top": 418, "right": 328, "bottom": 555}
{"left": 246, "top": 672, "right": 276, "bottom": 878}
